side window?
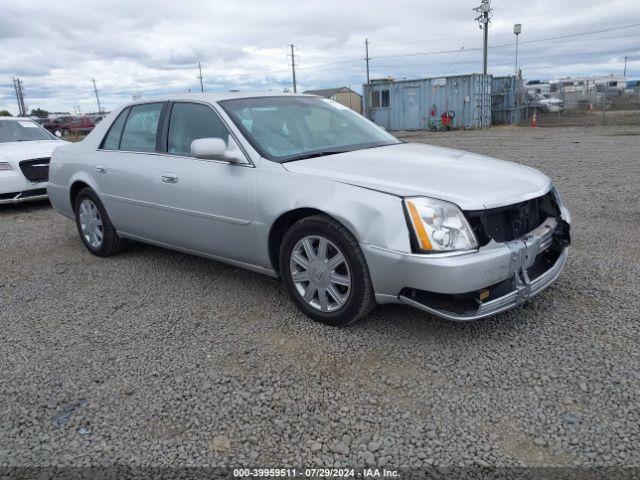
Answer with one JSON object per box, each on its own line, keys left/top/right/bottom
{"left": 371, "top": 91, "right": 381, "bottom": 108}
{"left": 119, "top": 103, "right": 163, "bottom": 153}
{"left": 101, "top": 108, "right": 129, "bottom": 150}
{"left": 168, "top": 103, "right": 230, "bottom": 157}
{"left": 381, "top": 90, "right": 390, "bottom": 107}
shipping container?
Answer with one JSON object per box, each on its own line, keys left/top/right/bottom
{"left": 363, "top": 74, "right": 492, "bottom": 131}
{"left": 492, "top": 75, "right": 526, "bottom": 125}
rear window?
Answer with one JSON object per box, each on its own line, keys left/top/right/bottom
{"left": 119, "top": 103, "right": 163, "bottom": 153}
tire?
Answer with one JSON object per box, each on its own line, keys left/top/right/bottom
{"left": 279, "top": 214, "right": 376, "bottom": 326}
{"left": 73, "top": 187, "right": 127, "bottom": 257}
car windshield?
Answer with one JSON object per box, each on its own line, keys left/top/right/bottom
{"left": 220, "top": 96, "right": 400, "bottom": 162}
{"left": 0, "top": 119, "right": 55, "bottom": 143}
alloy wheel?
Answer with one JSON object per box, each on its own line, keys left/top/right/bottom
{"left": 289, "top": 235, "right": 351, "bottom": 312}
{"left": 78, "top": 198, "right": 104, "bottom": 248}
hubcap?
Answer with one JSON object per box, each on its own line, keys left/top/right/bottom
{"left": 290, "top": 235, "right": 351, "bottom": 312}
{"left": 78, "top": 199, "right": 103, "bottom": 249}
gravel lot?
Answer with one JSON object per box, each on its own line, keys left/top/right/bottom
{"left": 1, "top": 125, "right": 639, "bottom": 474}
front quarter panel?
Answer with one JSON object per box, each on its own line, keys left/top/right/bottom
{"left": 257, "top": 160, "right": 412, "bottom": 268}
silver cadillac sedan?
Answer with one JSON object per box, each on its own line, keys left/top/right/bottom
{"left": 47, "top": 93, "right": 571, "bottom": 325}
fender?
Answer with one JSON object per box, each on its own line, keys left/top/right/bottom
{"left": 256, "top": 160, "right": 413, "bottom": 270}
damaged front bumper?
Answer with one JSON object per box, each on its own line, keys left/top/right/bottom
{"left": 363, "top": 217, "right": 570, "bottom": 321}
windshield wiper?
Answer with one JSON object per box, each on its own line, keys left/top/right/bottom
{"left": 285, "top": 149, "right": 352, "bottom": 162}
{"left": 283, "top": 142, "right": 401, "bottom": 163}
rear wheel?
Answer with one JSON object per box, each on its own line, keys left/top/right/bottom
{"left": 74, "top": 188, "right": 127, "bottom": 256}
{"left": 280, "top": 215, "right": 376, "bottom": 326}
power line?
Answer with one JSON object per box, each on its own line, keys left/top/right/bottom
{"left": 177, "top": 20, "right": 639, "bottom": 81}
{"left": 369, "top": 16, "right": 640, "bottom": 46}
{"left": 272, "top": 21, "right": 640, "bottom": 77}
{"left": 444, "top": 30, "right": 474, "bottom": 76}
{"left": 371, "top": 22, "right": 640, "bottom": 61}
{"left": 372, "top": 45, "right": 639, "bottom": 72}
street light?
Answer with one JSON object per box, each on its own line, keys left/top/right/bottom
{"left": 514, "top": 24, "right": 522, "bottom": 124}
{"left": 514, "top": 23, "right": 522, "bottom": 76}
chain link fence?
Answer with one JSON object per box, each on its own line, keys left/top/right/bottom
{"left": 524, "top": 81, "right": 640, "bottom": 127}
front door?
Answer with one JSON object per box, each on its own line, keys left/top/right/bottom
{"left": 154, "top": 101, "right": 260, "bottom": 265}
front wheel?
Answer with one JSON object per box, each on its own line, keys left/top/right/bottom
{"left": 280, "top": 215, "right": 376, "bottom": 326}
{"left": 74, "top": 188, "right": 127, "bottom": 256}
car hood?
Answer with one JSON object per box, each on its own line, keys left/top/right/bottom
{"left": 282, "top": 142, "right": 553, "bottom": 210}
{"left": 0, "top": 140, "right": 66, "bottom": 164}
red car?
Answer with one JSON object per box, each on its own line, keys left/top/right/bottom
{"left": 43, "top": 116, "right": 95, "bottom": 136}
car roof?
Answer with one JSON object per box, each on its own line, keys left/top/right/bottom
{"left": 129, "top": 91, "right": 318, "bottom": 106}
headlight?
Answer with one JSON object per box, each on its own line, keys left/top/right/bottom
{"left": 551, "top": 186, "right": 571, "bottom": 223}
{"left": 405, "top": 197, "right": 478, "bottom": 253}
{"left": 0, "top": 162, "right": 12, "bottom": 171}
{"left": 551, "top": 186, "right": 564, "bottom": 207}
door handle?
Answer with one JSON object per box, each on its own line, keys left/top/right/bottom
{"left": 95, "top": 165, "right": 106, "bottom": 174}
{"left": 161, "top": 174, "right": 178, "bottom": 184}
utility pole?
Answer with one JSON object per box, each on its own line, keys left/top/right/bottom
{"left": 624, "top": 56, "right": 628, "bottom": 77}
{"left": 18, "top": 78, "right": 26, "bottom": 116}
{"left": 288, "top": 44, "right": 297, "bottom": 93}
{"left": 198, "top": 62, "right": 204, "bottom": 92}
{"left": 92, "top": 79, "right": 103, "bottom": 114}
{"left": 13, "top": 77, "right": 27, "bottom": 116}
{"left": 12, "top": 78, "right": 19, "bottom": 115}
{"left": 474, "top": 0, "right": 492, "bottom": 75}
{"left": 365, "top": 38, "right": 371, "bottom": 85}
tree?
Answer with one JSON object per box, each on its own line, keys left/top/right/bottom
{"left": 0, "top": 110, "right": 12, "bottom": 117}
{"left": 30, "top": 108, "right": 49, "bottom": 118}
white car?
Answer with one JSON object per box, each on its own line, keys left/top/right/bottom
{"left": 0, "top": 117, "right": 65, "bottom": 204}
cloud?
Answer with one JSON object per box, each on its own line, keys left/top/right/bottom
{"left": 0, "top": 0, "right": 638, "bottom": 114}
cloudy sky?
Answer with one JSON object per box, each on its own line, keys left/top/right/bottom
{"left": 1, "top": 0, "right": 638, "bottom": 115}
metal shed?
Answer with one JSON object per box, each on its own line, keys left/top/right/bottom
{"left": 303, "top": 87, "right": 362, "bottom": 114}
{"left": 363, "top": 74, "right": 492, "bottom": 131}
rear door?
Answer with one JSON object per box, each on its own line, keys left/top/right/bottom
{"left": 154, "top": 101, "right": 260, "bottom": 264}
{"left": 94, "top": 102, "right": 166, "bottom": 238}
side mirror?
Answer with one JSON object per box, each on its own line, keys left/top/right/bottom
{"left": 191, "top": 137, "right": 244, "bottom": 163}
{"left": 54, "top": 130, "right": 62, "bottom": 138}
